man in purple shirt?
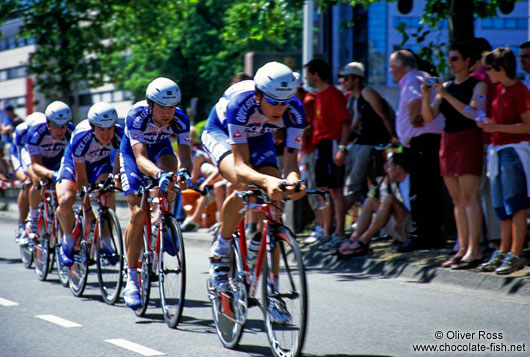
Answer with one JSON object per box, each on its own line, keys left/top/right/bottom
{"left": 389, "top": 49, "right": 445, "bottom": 251}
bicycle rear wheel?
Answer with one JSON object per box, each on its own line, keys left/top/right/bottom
{"left": 262, "top": 226, "right": 308, "bottom": 357}
{"left": 159, "top": 217, "right": 186, "bottom": 328}
{"left": 134, "top": 227, "right": 152, "bottom": 317}
{"left": 96, "top": 209, "right": 124, "bottom": 305}
{"left": 208, "top": 236, "right": 247, "bottom": 349}
{"left": 34, "top": 214, "right": 51, "bottom": 281}
{"left": 69, "top": 218, "right": 89, "bottom": 297}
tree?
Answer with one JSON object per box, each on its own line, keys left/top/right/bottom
{"left": 0, "top": 0, "right": 125, "bottom": 117}
{"left": 105, "top": 0, "right": 302, "bottom": 122}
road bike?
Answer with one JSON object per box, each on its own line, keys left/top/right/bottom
{"left": 207, "top": 183, "right": 328, "bottom": 357}
{"left": 134, "top": 172, "right": 193, "bottom": 328}
{"left": 31, "top": 180, "right": 66, "bottom": 282}
{"left": 69, "top": 174, "right": 124, "bottom": 303}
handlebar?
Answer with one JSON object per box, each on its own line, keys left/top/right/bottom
{"left": 77, "top": 174, "right": 123, "bottom": 199}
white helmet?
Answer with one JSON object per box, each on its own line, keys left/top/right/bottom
{"left": 25, "top": 112, "right": 46, "bottom": 128}
{"left": 45, "top": 101, "right": 72, "bottom": 125}
{"left": 254, "top": 62, "right": 297, "bottom": 101}
{"left": 145, "top": 77, "right": 181, "bottom": 107}
{"left": 88, "top": 102, "right": 118, "bottom": 128}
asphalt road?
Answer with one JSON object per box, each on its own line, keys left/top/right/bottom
{"left": 0, "top": 218, "right": 529, "bottom": 357}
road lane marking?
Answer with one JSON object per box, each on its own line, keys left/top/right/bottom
{"left": 105, "top": 339, "right": 165, "bottom": 356}
{"left": 35, "top": 314, "right": 82, "bottom": 328}
{"left": 0, "top": 297, "right": 19, "bottom": 306}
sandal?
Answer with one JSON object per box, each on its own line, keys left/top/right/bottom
{"left": 441, "top": 255, "right": 462, "bottom": 268}
{"left": 339, "top": 240, "right": 370, "bottom": 257}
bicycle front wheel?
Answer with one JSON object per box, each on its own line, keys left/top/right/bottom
{"left": 34, "top": 214, "right": 51, "bottom": 281}
{"left": 19, "top": 229, "right": 34, "bottom": 269}
{"left": 209, "top": 236, "right": 247, "bottom": 349}
{"left": 262, "top": 226, "right": 308, "bottom": 357}
{"left": 134, "top": 226, "right": 152, "bottom": 317}
{"left": 69, "top": 220, "right": 89, "bottom": 297}
{"left": 159, "top": 217, "right": 186, "bottom": 328}
{"left": 54, "top": 219, "right": 69, "bottom": 287}
{"left": 96, "top": 209, "right": 124, "bottom": 305}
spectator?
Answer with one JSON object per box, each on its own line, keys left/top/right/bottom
{"left": 421, "top": 42, "right": 486, "bottom": 269}
{"left": 338, "top": 152, "right": 411, "bottom": 257}
{"left": 469, "top": 38, "right": 501, "bottom": 249}
{"left": 304, "top": 59, "right": 350, "bottom": 251}
{"left": 339, "top": 61, "right": 398, "bottom": 209}
{"left": 180, "top": 145, "right": 222, "bottom": 232}
{"left": 389, "top": 49, "right": 445, "bottom": 252}
{"left": 478, "top": 47, "right": 530, "bottom": 275}
{"left": 519, "top": 41, "right": 530, "bottom": 90}
{"left": 0, "top": 104, "right": 22, "bottom": 178}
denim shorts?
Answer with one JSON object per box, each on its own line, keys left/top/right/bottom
{"left": 490, "top": 147, "right": 529, "bottom": 220}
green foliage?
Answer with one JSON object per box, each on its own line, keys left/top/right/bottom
{"left": 0, "top": 0, "right": 126, "bottom": 111}
{"left": 0, "top": 0, "right": 301, "bottom": 122}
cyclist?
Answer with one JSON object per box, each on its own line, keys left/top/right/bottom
{"left": 25, "top": 101, "right": 74, "bottom": 240}
{"left": 201, "top": 61, "right": 306, "bottom": 323}
{"left": 11, "top": 112, "right": 46, "bottom": 244}
{"left": 55, "top": 102, "right": 123, "bottom": 266}
{"left": 120, "top": 77, "right": 192, "bottom": 309}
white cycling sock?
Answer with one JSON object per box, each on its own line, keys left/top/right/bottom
{"left": 213, "top": 234, "right": 231, "bottom": 256}
{"left": 30, "top": 208, "right": 38, "bottom": 220}
{"left": 127, "top": 268, "right": 138, "bottom": 286}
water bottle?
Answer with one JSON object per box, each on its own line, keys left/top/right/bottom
{"left": 476, "top": 94, "right": 487, "bottom": 123}
{"left": 247, "top": 232, "right": 262, "bottom": 269}
{"left": 201, "top": 211, "right": 208, "bottom": 228}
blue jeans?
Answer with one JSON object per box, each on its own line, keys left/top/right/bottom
{"left": 490, "top": 148, "right": 529, "bottom": 220}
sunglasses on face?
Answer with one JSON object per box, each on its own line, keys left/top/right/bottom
{"left": 48, "top": 122, "right": 68, "bottom": 129}
{"left": 264, "top": 96, "right": 291, "bottom": 106}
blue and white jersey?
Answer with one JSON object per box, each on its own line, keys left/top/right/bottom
{"left": 122, "top": 100, "right": 191, "bottom": 150}
{"left": 209, "top": 80, "right": 305, "bottom": 149}
{"left": 68, "top": 119, "right": 123, "bottom": 164}
{"left": 26, "top": 121, "right": 74, "bottom": 159}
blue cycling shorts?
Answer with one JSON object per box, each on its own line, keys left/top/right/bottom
{"left": 120, "top": 139, "right": 175, "bottom": 196}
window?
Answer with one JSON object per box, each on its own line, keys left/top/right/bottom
{"left": 482, "top": 17, "right": 528, "bottom": 29}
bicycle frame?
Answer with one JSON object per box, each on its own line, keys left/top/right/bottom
{"left": 38, "top": 182, "right": 58, "bottom": 242}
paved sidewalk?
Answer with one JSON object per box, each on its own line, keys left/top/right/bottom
{"left": 2, "top": 201, "right": 529, "bottom": 297}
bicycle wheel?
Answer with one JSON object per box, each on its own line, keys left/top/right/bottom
{"left": 134, "top": 227, "right": 151, "bottom": 317}
{"left": 96, "top": 209, "right": 124, "bottom": 305}
{"left": 159, "top": 217, "right": 186, "bottom": 328}
{"left": 262, "top": 226, "right": 308, "bottom": 357}
{"left": 19, "top": 227, "right": 34, "bottom": 269}
{"left": 54, "top": 218, "right": 69, "bottom": 287}
{"left": 34, "top": 213, "right": 51, "bottom": 281}
{"left": 46, "top": 214, "right": 57, "bottom": 274}
{"left": 208, "top": 236, "right": 247, "bottom": 349}
{"left": 69, "top": 217, "right": 89, "bottom": 297}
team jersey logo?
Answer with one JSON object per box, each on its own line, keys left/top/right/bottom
{"left": 184, "top": 135, "right": 190, "bottom": 142}
{"left": 234, "top": 130, "right": 242, "bottom": 138}
{"left": 295, "top": 133, "right": 302, "bottom": 143}
{"left": 132, "top": 133, "right": 140, "bottom": 140}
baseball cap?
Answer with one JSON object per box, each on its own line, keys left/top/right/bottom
{"left": 3, "top": 103, "right": 14, "bottom": 111}
{"left": 339, "top": 62, "right": 365, "bottom": 77}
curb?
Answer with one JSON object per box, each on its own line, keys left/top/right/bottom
{"left": 302, "top": 247, "right": 530, "bottom": 298}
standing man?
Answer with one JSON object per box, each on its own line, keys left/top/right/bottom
{"left": 339, "top": 61, "right": 397, "bottom": 210}
{"left": 389, "top": 50, "right": 445, "bottom": 252}
{"left": 304, "top": 59, "right": 350, "bottom": 250}
{"left": 519, "top": 42, "right": 530, "bottom": 90}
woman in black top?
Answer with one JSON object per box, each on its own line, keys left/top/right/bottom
{"left": 421, "top": 42, "right": 487, "bottom": 270}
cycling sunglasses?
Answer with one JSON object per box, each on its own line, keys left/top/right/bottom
{"left": 264, "top": 96, "right": 291, "bottom": 106}
{"left": 48, "top": 122, "right": 69, "bottom": 129}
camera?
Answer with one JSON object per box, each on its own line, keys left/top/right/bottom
{"left": 426, "top": 78, "right": 437, "bottom": 88}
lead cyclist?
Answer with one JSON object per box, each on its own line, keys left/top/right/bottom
{"left": 201, "top": 62, "right": 307, "bottom": 323}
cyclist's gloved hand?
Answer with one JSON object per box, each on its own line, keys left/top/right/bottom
{"left": 158, "top": 172, "right": 172, "bottom": 192}
{"left": 50, "top": 171, "right": 59, "bottom": 183}
{"left": 177, "top": 169, "right": 191, "bottom": 189}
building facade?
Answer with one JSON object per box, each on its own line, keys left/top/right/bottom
{"left": 0, "top": 18, "right": 132, "bottom": 121}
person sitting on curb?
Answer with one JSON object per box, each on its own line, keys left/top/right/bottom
{"left": 337, "top": 152, "right": 411, "bottom": 257}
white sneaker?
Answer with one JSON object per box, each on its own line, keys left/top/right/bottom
{"left": 181, "top": 217, "right": 200, "bottom": 232}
